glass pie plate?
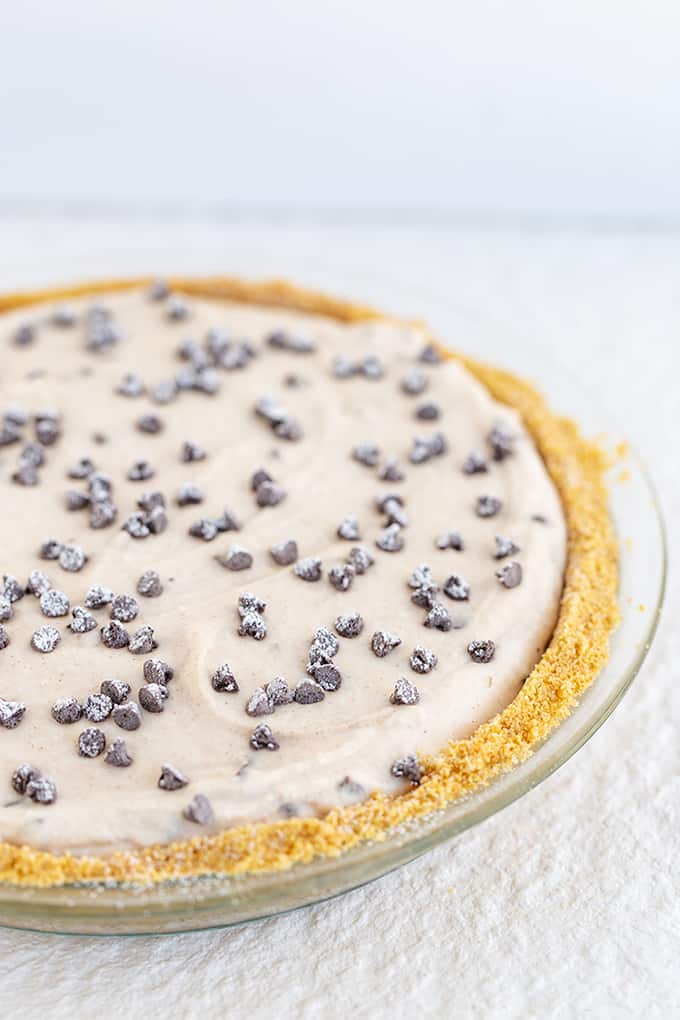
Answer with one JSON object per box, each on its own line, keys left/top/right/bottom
{"left": 0, "top": 295, "right": 665, "bottom": 935}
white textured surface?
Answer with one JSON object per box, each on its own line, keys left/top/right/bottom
{"left": 0, "top": 216, "right": 678, "bottom": 1019}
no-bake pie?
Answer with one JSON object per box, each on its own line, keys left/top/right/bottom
{"left": 0, "top": 277, "right": 618, "bottom": 886}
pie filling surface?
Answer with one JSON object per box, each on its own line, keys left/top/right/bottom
{"left": 0, "top": 278, "right": 615, "bottom": 885}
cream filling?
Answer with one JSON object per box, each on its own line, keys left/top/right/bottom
{"left": 0, "top": 289, "right": 566, "bottom": 854}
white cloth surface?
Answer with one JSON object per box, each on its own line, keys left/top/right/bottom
{"left": 0, "top": 215, "right": 677, "bottom": 1019}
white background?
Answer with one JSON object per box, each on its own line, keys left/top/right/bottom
{"left": 1, "top": 1, "right": 680, "bottom": 219}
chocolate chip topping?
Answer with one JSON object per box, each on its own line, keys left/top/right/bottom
{"left": 255, "top": 480, "right": 287, "bottom": 507}
{"left": 176, "top": 481, "right": 204, "bottom": 506}
{"left": 312, "top": 663, "right": 343, "bottom": 692}
{"left": 211, "top": 663, "right": 239, "bottom": 693}
{"left": 265, "top": 676, "right": 294, "bottom": 706}
{"left": 110, "top": 594, "right": 139, "bottom": 623}
{"left": 143, "top": 659, "right": 174, "bottom": 684}
{"left": 0, "top": 626, "right": 9, "bottom": 650}
{"left": 467, "top": 639, "right": 496, "bottom": 663}
{"left": 496, "top": 561, "right": 523, "bottom": 589}
{"left": 78, "top": 727, "right": 106, "bottom": 758}
{"left": 352, "top": 442, "right": 380, "bottom": 467}
{"left": 295, "top": 556, "right": 323, "bottom": 582}
{"left": 4, "top": 575, "right": 25, "bottom": 603}
{"left": 443, "top": 574, "right": 470, "bottom": 601}
{"left": 51, "top": 697, "right": 82, "bottom": 725}
{"left": 347, "top": 545, "right": 374, "bottom": 574}
{"left": 217, "top": 545, "right": 253, "bottom": 571}
{"left": 83, "top": 693, "right": 114, "bottom": 723}
{"left": 488, "top": 425, "right": 515, "bottom": 461}
{"left": 390, "top": 677, "right": 420, "bottom": 706}
{"left": 127, "top": 460, "right": 155, "bottom": 482}
{"left": 371, "top": 631, "right": 402, "bottom": 657}
{"left": 138, "top": 682, "right": 168, "bottom": 713}
{"left": 334, "top": 612, "right": 364, "bottom": 638}
{"left": 39, "top": 588, "right": 70, "bottom": 617}
{"left": 391, "top": 754, "right": 423, "bottom": 786}
{"left": 409, "top": 645, "right": 438, "bottom": 674}
{"left": 69, "top": 606, "right": 98, "bottom": 633}
{"left": 328, "top": 563, "right": 355, "bottom": 591}
{"left": 375, "top": 523, "right": 404, "bottom": 553}
{"left": 410, "top": 432, "right": 447, "bottom": 464}
{"left": 158, "top": 763, "right": 189, "bottom": 791}
{"left": 0, "top": 596, "right": 11, "bottom": 622}
{"left": 112, "top": 701, "right": 142, "bottom": 731}
{"left": 462, "top": 451, "right": 488, "bottom": 475}
{"left": 128, "top": 625, "right": 157, "bottom": 655}
{"left": 26, "top": 569, "right": 51, "bottom": 596}
{"left": 424, "top": 603, "right": 453, "bottom": 631}
{"left": 270, "top": 539, "right": 298, "bottom": 566}
{"left": 476, "top": 495, "right": 503, "bottom": 518}
{"left": 39, "top": 539, "right": 63, "bottom": 561}
{"left": 100, "top": 620, "right": 130, "bottom": 649}
{"left": 436, "top": 530, "right": 464, "bottom": 551}
{"left": 494, "top": 535, "right": 520, "bottom": 559}
{"left": 250, "top": 723, "right": 280, "bottom": 751}
{"left": 137, "top": 570, "right": 163, "bottom": 598}
{"left": 136, "top": 413, "right": 164, "bottom": 435}
{"left": 105, "top": 739, "right": 133, "bottom": 767}
{"left": 0, "top": 698, "right": 26, "bottom": 729}
{"left": 294, "top": 679, "right": 325, "bottom": 704}
{"left": 11, "top": 763, "right": 41, "bottom": 795}
{"left": 183, "top": 794, "right": 214, "bottom": 825}
{"left": 26, "top": 776, "right": 58, "bottom": 804}
{"left": 337, "top": 515, "right": 361, "bottom": 541}
{"left": 401, "top": 370, "right": 428, "bottom": 395}
{"left": 31, "top": 625, "right": 61, "bottom": 653}
{"left": 100, "top": 679, "right": 132, "bottom": 704}
{"left": 84, "top": 584, "right": 114, "bottom": 609}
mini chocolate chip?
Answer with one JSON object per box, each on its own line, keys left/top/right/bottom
{"left": 488, "top": 425, "right": 514, "bottom": 461}
{"left": 375, "top": 523, "right": 404, "bottom": 553}
{"left": 0, "top": 423, "right": 20, "bottom": 447}
{"left": 83, "top": 692, "right": 113, "bottom": 722}
{"left": 467, "top": 639, "right": 496, "bottom": 663}
{"left": 378, "top": 458, "right": 405, "bottom": 482}
{"left": 391, "top": 754, "right": 423, "bottom": 786}
{"left": 129, "top": 625, "right": 157, "bottom": 655}
{"left": 11, "top": 763, "right": 41, "bottom": 795}
{"left": 13, "top": 323, "right": 35, "bottom": 346}
{"left": 127, "top": 460, "right": 155, "bottom": 482}
{"left": 112, "top": 701, "right": 142, "bottom": 730}
{"left": 123, "top": 512, "right": 151, "bottom": 539}
{"left": 328, "top": 564, "right": 355, "bottom": 591}
{"left": 401, "top": 370, "right": 428, "bottom": 395}
{"left": 335, "top": 612, "right": 364, "bottom": 638}
{"left": 138, "top": 683, "right": 168, "bottom": 713}
{"left": 31, "top": 625, "right": 61, "bottom": 653}
{"left": 307, "top": 626, "right": 339, "bottom": 666}
{"left": 347, "top": 546, "right": 374, "bottom": 574}
{"left": 371, "top": 631, "right": 402, "bottom": 657}
{"left": 0, "top": 598, "right": 12, "bottom": 623}
{"left": 181, "top": 440, "right": 207, "bottom": 463}
{"left": 39, "top": 539, "right": 63, "bottom": 561}
{"left": 313, "top": 663, "right": 342, "bottom": 692}
{"left": 176, "top": 481, "right": 204, "bottom": 506}
{"left": 0, "top": 698, "right": 26, "bottom": 728}
{"left": 238, "top": 592, "right": 267, "bottom": 615}
{"left": 110, "top": 594, "right": 139, "bottom": 623}
{"left": 250, "top": 469, "right": 272, "bottom": 492}
{"left": 215, "top": 508, "right": 241, "bottom": 532}
{"left": 100, "top": 679, "right": 131, "bottom": 704}
{"left": 496, "top": 561, "right": 523, "bottom": 589}
{"left": 183, "top": 794, "right": 214, "bottom": 825}
{"left": 21, "top": 442, "right": 45, "bottom": 468}
{"left": 150, "top": 379, "right": 178, "bottom": 405}
{"left": 136, "top": 414, "right": 164, "bottom": 435}
{"left": 149, "top": 279, "right": 169, "bottom": 301}
{"left": 410, "top": 645, "right": 438, "bottom": 674}
{"left": 158, "top": 763, "right": 189, "bottom": 790}
{"left": 381, "top": 498, "right": 408, "bottom": 527}
{"left": 494, "top": 535, "right": 520, "bottom": 559}
{"left": 246, "top": 687, "right": 274, "bottom": 717}
{"left": 352, "top": 442, "right": 380, "bottom": 467}
{"left": 12, "top": 462, "right": 39, "bottom": 486}
{"left": 90, "top": 499, "right": 117, "bottom": 529}
{"left": 265, "top": 676, "right": 294, "bottom": 706}
{"left": 476, "top": 495, "right": 502, "bottom": 518}
{"left": 424, "top": 603, "right": 453, "bottom": 631}
{"left": 189, "top": 518, "right": 219, "bottom": 541}
{"left": 166, "top": 296, "right": 190, "bottom": 321}
{"left": 419, "top": 343, "right": 442, "bottom": 364}
{"left": 415, "top": 402, "right": 440, "bottom": 421}
{"left": 443, "top": 574, "right": 470, "bottom": 601}
{"left": 217, "top": 545, "right": 253, "bottom": 571}
{"left": 58, "top": 544, "right": 87, "bottom": 573}
{"left": 250, "top": 723, "right": 280, "bottom": 751}
{"left": 26, "top": 569, "right": 51, "bottom": 596}
{"left": 463, "top": 451, "right": 488, "bottom": 475}
{"left": 35, "top": 418, "right": 60, "bottom": 446}
{"left": 52, "top": 698, "right": 82, "bottom": 727}
{"left": 211, "top": 663, "right": 239, "bottom": 693}
{"left": 337, "top": 515, "right": 360, "bottom": 541}
{"left": 410, "top": 432, "right": 447, "bottom": 464}
{"left": 66, "top": 457, "right": 94, "bottom": 480}
{"left": 338, "top": 775, "right": 365, "bottom": 796}
{"left": 531, "top": 513, "right": 548, "bottom": 524}
{"left": 101, "top": 621, "right": 130, "bottom": 649}
{"left": 78, "top": 727, "right": 106, "bottom": 757}
{"left": 69, "top": 606, "right": 98, "bottom": 633}
{"left": 117, "top": 373, "right": 146, "bottom": 397}
{"left": 143, "top": 659, "right": 174, "bottom": 685}
{"left": 4, "top": 575, "right": 25, "bottom": 603}
{"left": 361, "top": 355, "right": 384, "bottom": 379}
{"left": 105, "top": 739, "right": 133, "bottom": 767}
{"left": 411, "top": 585, "right": 438, "bottom": 609}
{"left": 26, "top": 776, "right": 57, "bottom": 804}
{"left": 267, "top": 328, "right": 316, "bottom": 353}
{"left": 295, "top": 556, "right": 322, "bottom": 582}
{"left": 436, "top": 530, "right": 464, "bottom": 551}
{"left": 137, "top": 570, "right": 163, "bottom": 598}
{"left": 65, "top": 489, "right": 90, "bottom": 511}
{"left": 84, "top": 584, "right": 114, "bottom": 609}
{"left": 294, "top": 679, "right": 325, "bottom": 704}
{"left": 137, "top": 490, "right": 166, "bottom": 512}
{"left": 270, "top": 539, "right": 298, "bottom": 566}
{"left": 390, "top": 677, "right": 420, "bottom": 706}
{"left": 255, "top": 480, "right": 287, "bottom": 507}
{"left": 145, "top": 504, "right": 167, "bottom": 535}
